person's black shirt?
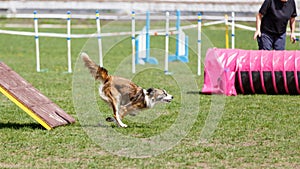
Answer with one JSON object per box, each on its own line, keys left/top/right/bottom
{"left": 259, "top": 0, "right": 297, "bottom": 35}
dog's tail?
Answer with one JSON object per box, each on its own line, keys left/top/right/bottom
{"left": 81, "top": 52, "right": 109, "bottom": 83}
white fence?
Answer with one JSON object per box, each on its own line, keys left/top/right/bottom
{"left": 1, "top": 11, "right": 300, "bottom": 75}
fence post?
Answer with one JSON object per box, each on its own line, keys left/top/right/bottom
{"left": 131, "top": 11, "right": 136, "bottom": 74}
{"left": 197, "top": 12, "right": 202, "bottom": 76}
{"left": 225, "top": 14, "right": 229, "bottom": 49}
{"left": 96, "top": 10, "right": 103, "bottom": 67}
{"left": 66, "top": 11, "right": 72, "bottom": 73}
{"left": 231, "top": 12, "right": 235, "bottom": 49}
{"left": 33, "top": 10, "right": 40, "bottom": 72}
{"left": 164, "top": 11, "right": 170, "bottom": 74}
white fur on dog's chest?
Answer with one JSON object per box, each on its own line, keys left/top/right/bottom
{"left": 99, "top": 84, "right": 110, "bottom": 102}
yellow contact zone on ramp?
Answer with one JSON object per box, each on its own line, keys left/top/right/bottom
{"left": 0, "top": 86, "right": 52, "bottom": 130}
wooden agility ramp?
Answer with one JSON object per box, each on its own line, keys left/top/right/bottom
{"left": 0, "top": 62, "right": 75, "bottom": 130}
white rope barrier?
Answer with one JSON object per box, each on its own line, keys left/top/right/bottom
{"left": 203, "top": 20, "right": 225, "bottom": 27}
{"left": 0, "top": 17, "right": 255, "bottom": 39}
{"left": 227, "top": 22, "right": 256, "bottom": 31}
{"left": 0, "top": 29, "right": 131, "bottom": 38}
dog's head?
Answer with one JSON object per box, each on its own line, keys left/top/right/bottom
{"left": 144, "top": 88, "right": 173, "bottom": 108}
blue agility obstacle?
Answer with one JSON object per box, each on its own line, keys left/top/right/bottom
{"left": 135, "top": 10, "right": 189, "bottom": 65}
{"left": 135, "top": 11, "right": 158, "bottom": 65}
{"left": 168, "top": 10, "right": 189, "bottom": 63}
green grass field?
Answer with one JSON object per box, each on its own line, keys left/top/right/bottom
{"left": 0, "top": 18, "right": 300, "bottom": 168}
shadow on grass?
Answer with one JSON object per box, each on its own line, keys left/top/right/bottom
{"left": 80, "top": 122, "right": 151, "bottom": 129}
{"left": 80, "top": 123, "right": 110, "bottom": 128}
{"left": 0, "top": 122, "right": 44, "bottom": 130}
{"left": 187, "top": 91, "right": 201, "bottom": 95}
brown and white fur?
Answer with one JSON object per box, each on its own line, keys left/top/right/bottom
{"left": 81, "top": 52, "right": 173, "bottom": 127}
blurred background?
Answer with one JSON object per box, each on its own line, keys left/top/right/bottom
{"left": 0, "top": 0, "right": 277, "bottom": 20}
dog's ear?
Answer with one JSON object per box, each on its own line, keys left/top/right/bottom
{"left": 146, "top": 88, "right": 154, "bottom": 95}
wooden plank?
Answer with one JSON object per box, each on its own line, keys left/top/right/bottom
{"left": 0, "top": 62, "right": 75, "bottom": 129}
{"left": 0, "top": 86, "right": 52, "bottom": 130}
{"left": 31, "top": 103, "right": 74, "bottom": 128}
{"left": 9, "top": 87, "right": 50, "bottom": 108}
{"left": 0, "top": 70, "right": 31, "bottom": 90}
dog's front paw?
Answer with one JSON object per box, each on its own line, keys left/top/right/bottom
{"left": 107, "top": 117, "right": 128, "bottom": 128}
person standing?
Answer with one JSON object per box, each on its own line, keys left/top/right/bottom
{"left": 253, "top": 0, "right": 297, "bottom": 50}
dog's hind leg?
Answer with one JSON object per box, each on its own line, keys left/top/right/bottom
{"left": 110, "top": 98, "right": 128, "bottom": 128}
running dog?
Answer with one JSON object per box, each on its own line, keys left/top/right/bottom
{"left": 81, "top": 52, "right": 173, "bottom": 127}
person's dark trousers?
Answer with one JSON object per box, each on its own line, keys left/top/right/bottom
{"left": 257, "top": 32, "right": 286, "bottom": 50}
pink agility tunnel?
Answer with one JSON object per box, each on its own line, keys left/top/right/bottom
{"left": 202, "top": 48, "right": 300, "bottom": 96}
